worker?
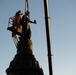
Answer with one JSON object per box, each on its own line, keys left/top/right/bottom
{"left": 13, "top": 10, "right": 22, "bottom": 30}
{"left": 12, "top": 10, "right": 22, "bottom": 37}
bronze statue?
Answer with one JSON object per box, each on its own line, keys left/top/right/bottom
{"left": 20, "top": 11, "right": 36, "bottom": 39}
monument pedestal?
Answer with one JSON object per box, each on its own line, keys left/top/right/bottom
{"left": 6, "top": 37, "right": 44, "bottom": 75}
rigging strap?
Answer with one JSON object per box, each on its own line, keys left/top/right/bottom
{"left": 25, "top": 0, "right": 30, "bottom": 18}
{"left": 26, "top": 0, "right": 29, "bottom": 11}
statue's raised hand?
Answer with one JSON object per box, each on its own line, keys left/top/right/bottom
{"left": 34, "top": 20, "right": 37, "bottom": 24}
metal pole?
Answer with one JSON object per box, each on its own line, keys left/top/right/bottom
{"left": 43, "top": 0, "right": 53, "bottom": 75}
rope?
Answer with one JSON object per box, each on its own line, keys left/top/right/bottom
{"left": 25, "top": 0, "right": 30, "bottom": 19}
{"left": 26, "top": 0, "right": 29, "bottom": 11}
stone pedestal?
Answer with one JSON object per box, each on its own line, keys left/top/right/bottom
{"left": 6, "top": 37, "right": 44, "bottom": 75}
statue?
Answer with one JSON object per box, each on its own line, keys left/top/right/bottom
{"left": 20, "top": 10, "right": 36, "bottom": 39}
{"left": 15, "top": 10, "right": 37, "bottom": 53}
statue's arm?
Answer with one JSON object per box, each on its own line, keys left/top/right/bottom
{"left": 27, "top": 17, "right": 37, "bottom": 24}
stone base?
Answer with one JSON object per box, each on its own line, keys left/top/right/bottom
{"left": 6, "top": 52, "right": 44, "bottom": 75}
{"left": 6, "top": 38, "right": 44, "bottom": 75}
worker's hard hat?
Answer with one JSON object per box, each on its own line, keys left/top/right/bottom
{"left": 16, "top": 10, "right": 22, "bottom": 15}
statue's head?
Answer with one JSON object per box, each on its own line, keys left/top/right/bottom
{"left": 25, "top": 10, "right": 30, "bottom": 16}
